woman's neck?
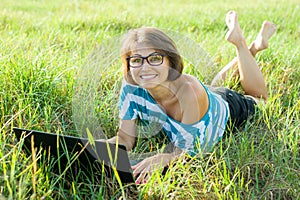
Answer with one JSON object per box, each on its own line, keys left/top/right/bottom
{"left": 147, "top": 80, "right": 179, "bottom": 103}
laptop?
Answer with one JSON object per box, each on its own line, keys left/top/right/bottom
{"left": 13, "top": 127, "right": 136, "bottom": 186}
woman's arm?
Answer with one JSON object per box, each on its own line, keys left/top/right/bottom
{"left": 107, "top": 119, "right": 137, "bottom": 151}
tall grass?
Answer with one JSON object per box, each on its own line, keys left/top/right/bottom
{"left": 0, "top": 0, "right": 299, "bottom": 199}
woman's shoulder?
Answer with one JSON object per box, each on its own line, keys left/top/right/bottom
{"left": 176, "top": 75, "right": 209, "bottom": 124}
{"left": 177, "top": 75, "right": 207, "bottom": 96}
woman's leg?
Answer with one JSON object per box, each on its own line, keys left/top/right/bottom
{"left": 211, "top": 20, "right": 276, "bottom": 86}
{"left": 224, "top": 11, "right": 271, "bottom": 101}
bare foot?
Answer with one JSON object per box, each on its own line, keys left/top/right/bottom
{"left": 254, "top": 21, "right": 276, "bottom": 51}
{"left": 225, "top": 11, "right": 244, "bottom": 46}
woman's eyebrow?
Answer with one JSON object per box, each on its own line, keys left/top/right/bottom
{"left": 131, "top": 53, "right": 142, "bottom": 57}
{"left": 131, "top": 52, "right": 159, "bottom": 57}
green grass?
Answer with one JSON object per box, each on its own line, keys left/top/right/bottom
{"left": 1, "top": 0, "right": 299, "bottom": 199}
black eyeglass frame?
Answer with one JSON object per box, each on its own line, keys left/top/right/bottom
{"left": 126, "top": 52, "right": 165, "bottom": 68}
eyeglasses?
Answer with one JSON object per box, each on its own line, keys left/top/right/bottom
{"left": 126, "top": 52, "right": 165, "bottom": 68}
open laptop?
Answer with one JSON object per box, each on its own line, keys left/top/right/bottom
{"left": 13, "top": 127, "right": 136, "bottom": 186}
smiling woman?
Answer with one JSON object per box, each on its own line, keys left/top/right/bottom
{"left": 105, "top": 11, "right": 276, "bottom": 184}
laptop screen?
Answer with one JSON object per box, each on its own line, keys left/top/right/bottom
{"left": 13, "top": 127, "right": 135, "bottom": 185}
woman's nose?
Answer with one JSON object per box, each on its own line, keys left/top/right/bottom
{"left": 140, "top": 61, "right": 151, "bottom": 70}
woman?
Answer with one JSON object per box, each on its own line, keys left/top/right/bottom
{"left": 107, "top": 11, "right": 276, "bottom": 184}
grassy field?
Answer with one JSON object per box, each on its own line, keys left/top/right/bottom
{"left": 0, "top": 0, "right": 299, "bottom": 199}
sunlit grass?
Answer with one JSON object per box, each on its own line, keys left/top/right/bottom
{"left": 0, "top": 0, "right": 299, "bottom": 199}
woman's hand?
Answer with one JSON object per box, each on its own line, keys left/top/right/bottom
{"left": 131, "top": 153, "right": 173, "bottom": 184}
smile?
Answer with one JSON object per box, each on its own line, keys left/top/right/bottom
{"left": 140, "top": 74, "right": 158, "bottom": 80}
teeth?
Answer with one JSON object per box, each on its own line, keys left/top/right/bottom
{"left": 141, "top": 75, "right": 157, "bottom": 79}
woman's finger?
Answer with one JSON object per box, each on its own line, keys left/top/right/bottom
{"left": 135, "top": 169, "right": 149, "bottom": 184}
{"left": 132, "top": 161, "right": 145, "bottom": 177}
{"left": 135, "top": 171, "right": 146, "bottom": 184}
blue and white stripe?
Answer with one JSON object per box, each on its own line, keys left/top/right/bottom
{"left": 119, "top": 80, "right": 229, "bottom": 155}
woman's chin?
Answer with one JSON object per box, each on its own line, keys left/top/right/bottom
{"left": 138, "top": 81, "right": 159, "bottom": 89}
{"left": 140, "top": 84, "right": 157, "bottom": 89}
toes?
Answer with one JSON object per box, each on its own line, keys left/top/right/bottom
{"left": 226, "top": 11, "right": 239, "bottom": 31}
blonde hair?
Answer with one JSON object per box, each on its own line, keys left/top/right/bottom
{"left": 120, "top": 27, "right": 184, "bottom": 84}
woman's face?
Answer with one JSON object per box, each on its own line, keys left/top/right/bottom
{"left": 127, "top": 47, "right": 170, "bottom": 89}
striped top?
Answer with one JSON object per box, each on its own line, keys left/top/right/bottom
{"left": 119, "top": 80, "right": 230, "bottom": 155}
